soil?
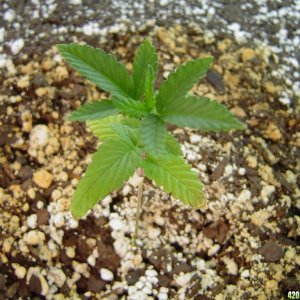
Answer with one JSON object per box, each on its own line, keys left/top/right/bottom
{"left": 0, "top": 1, "right": 299, "bottom": 300}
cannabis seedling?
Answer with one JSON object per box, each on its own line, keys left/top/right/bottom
{"left": 57, "top": 40, "right": 244, "bottom": 240}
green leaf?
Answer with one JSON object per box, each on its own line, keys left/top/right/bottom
{"left": 140, "top": 114, "right": 166, "bottom": 155}
{"left": 109, "top": 123, "right": 138, "bottom": 144}
{"left": 57, "top": 44, "right": 133, "bottom": 98}
{"left": 165, "top": 133, "right": 183, "bottom": 156}
{"left": 66, "top": 100, "right": 118, "bottom": 121}
{"left": 71, "top": 137, "right": 141, "bottom": 218}
{"left": 160, "top": 95, "right": 245, "bottom": 132}
{"left": 144, "top": 65, "right": 156, "bottom": 110}
{"left": 132, "top": 40, "right": 158, "bottom": 99}
{"left": 142, "top": 155, "right": 205, "bottom": 207}
{"left": 87, "top": 115, "right": 124, "bottom": 141}
{"left": 87, "top": 115, "right": 140, "bottom": 142}
{"left": 112, "top": 96, "right": 149, "bottom": 118}
{"left": 156, "top": 57, "right": 212, "bottom": 113}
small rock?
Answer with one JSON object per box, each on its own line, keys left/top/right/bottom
{"left": 222, "top": 257, "right": 238, "bottom": 275}
{"left": 264, "top": 122, "right": 282, "bottom": 141}
{"left": 260, "top": 185, "right": 275, "bottom": 203}
{"left": 128, "top": 172, "right": 143, "bottom": 187}
{"left": 30, "top": 125, "right": 49, "bottom": 147}
{"left": 241, "top": 48, "right": 256, "bottom": 62}
{"left": 109, "top": 218, "right": 124, "bottom": 231}
{"left": 24, "top": 230, "right": 45, "bottom": 245}
{"left": 18, "top": 165, "right": 33, "bottom": 180}
{"left": 13, "top": 264, "right": 27, "bottom": 279}
{"left": 241, "top": 270, "right": 250, "bottom": 278}
{"left": 231, "top": 106, "right": 246, "bottom": 118}
{"left": 29, "top": 274, "right": 49, "bottom": 296}
{"left": 237, "top": 189, "right": 251, "bottom": 202}
{"left": 238, "top": 167, "right": 246, "bottom": 176}
{"left": 37, "top": 209, "right": 50, "bottom": 226}
{"left": 264, "top": 81, "right": 279, "bottom": 94}
{"left": 206, "top": 69, "right": 225, "bottom": 92}
{"left": 10, "top": 38, "right": 24, "bottom": 55}
{"left": 53, "top": 212, "right": 65, "bottom": 228}
{"left": 100, "top": 268, "right": 114, "bottom": 281}
{"left": 87, "top": 276, "right": 105, "bottom": 293}
{"left": 203, "top": 221, "right": 229, "bottom": 244}
{"left": 190, "top": 134, "right": 201, "bottom": 144}
{"left": 174, "top": 273, "right": 192, "bottom": 287}
{"left": 208, "top": 244, "right": 220, "bottom": 256}
{"left": 154, "top": 214, "right": 165, "bottom": 226}
{"left": 47, "top": 268, "right": 66, "bottom": 288}
{"left": 27, "top": 214, "right": 38, "bottom": 229}
{"left": 250, "top": 210, "right": 272, "bottom": 227}
{"left": 33, "top": 169, "right": 53, "bottom": 189}
{"left": 148, "top": 227, "right": 161, "bottom": 239}
{"left": 259, "top": 240, "right": 284, "bottom": 262}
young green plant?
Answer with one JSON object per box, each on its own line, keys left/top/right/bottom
{"left": 57, "top": 40, "right": 245, "bottom": 241}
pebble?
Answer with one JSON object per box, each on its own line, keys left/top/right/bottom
{"left": 259, "top": 240, "right": 284, "bottom": 262}
{"left": 260, "top": 185, "right": 275, "bottom": 203}
{"left": 154, "top": 214, "right": 165, "bottom": 226}
{"left": 27, "top": 214, "right": 38, "bottom": 229}
{"left": 66, "top": 247, "right": 75, "bottom": 258}
{"left": 33, "top": 169, "right": 53, "bottom": 189}
{"left": 264, "top": 122, "right": 282, "bottom": 141}
{"left": 250, "top": 211, "right": 272, "bottom": 227}
{"left": 190, "top": 134, "right": 201, "bottom": 144}
{"left": 47, "top": 268, "right": 66, "bottom": 288}
{"left": 13, "top": 264, "right": 27, "bottom": 279}
{"left": 208, "top": 244, "right": 220, "bottom": 256}
{"left": 109, "top": 218, "right": 124, "bottom": 231}
{"left": 10, "top": 38, "right": 24, "bottom": 55}
{"left": 30, "top": 124, "right": 49, "bottom": 147}
{"left": 238, "top": 168, "right": 246, "bottom": 176}
{"left": 53, "top": 212, "right": 65, "bottom": 228}
{"left": 237, "top": 189, "right": 251, "bottom": 202}
{"left": 24, "top": 230, "right": 45, "bottom": 245}
{"left": 113, "top": 238, "right": 129, "bottom": 258}
{"left": 100, "top": 268, "right": 114, "bottom": 281}
{"left": 241, "top": 48, "right": 256, "bottom": 62}
{"left": 222, "top": 257, "right": 238, "bottom": 275}
{"left": 128, "top": 172, "right": 144, "bottom": 187}
{"left": 148, "top": 227, "right": 161, "bottom": 239}
{"left": 174, "top": 272, "right": 192, "bottom": 287}
{"left": 241, "top": 269, "right": 250, "bottom": 278}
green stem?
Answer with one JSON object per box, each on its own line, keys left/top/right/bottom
{"left": 133, "top": 177, "right": 144, "bottom": 244}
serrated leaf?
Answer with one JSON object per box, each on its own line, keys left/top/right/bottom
{"left": 156, "top": 57, "right": 212, "bottom": 113}
{"left": 144, "top": 65, "right": 156, "bottom": 110}
{"left": 71, "top": 137, "right": 141, "bottom": 218}
{"left": 160, "top": 95, "right": 245, "bottom": 132}
{"left": 142, "top": 155, "right": 205, "bottom": 207}
{"left": 112, "top": 96, "right": 149, "bottom": 118}
{"left": 165, "top": 133, "right": 183, "bottom": 156}
{"left": 122, "top": 117, "right": 140, "bottom": 128}
{"left": 140, "top": 114, "right": 166, "bottom": 155}
{"left": 132, "top": 39, "right": 158, "bottom": 99}
{"left": 87, "top": 115, "right": 140, "bottom": 142}
{"left": 66, "top": 100, "right": 118, "bottom": 121}
{"left": 57, "top": 44, "right": 133, "bottom": 98}
{"left": 109, "top": 123, "right": 138, "bottom": 144}
{"left": 87, "top": 115, "right": 124, "bottom": 141}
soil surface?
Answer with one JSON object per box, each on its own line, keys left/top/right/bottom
{"left": 0, "top": 1, "right": 299, "bottom": 300}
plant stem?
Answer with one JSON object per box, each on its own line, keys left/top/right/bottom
{"left": 133, "top": 178, "right": 144, "bottom": 244}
